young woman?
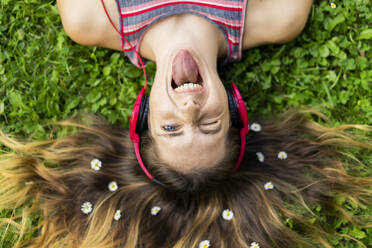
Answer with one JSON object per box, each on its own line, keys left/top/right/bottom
{"left": 0, "top": 1, "right": 371, "bottom": 248}
{"left": 57, "top": 0, "right": 314, "bottom": 172}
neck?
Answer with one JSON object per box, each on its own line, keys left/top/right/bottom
{"left": 139, "top": 14, "right": 227, "bottom": 66}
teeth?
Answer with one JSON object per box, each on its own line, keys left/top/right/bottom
{"left": 175, "top": 83, "right": 202, "bottom": 92}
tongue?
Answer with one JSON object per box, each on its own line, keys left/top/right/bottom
{"left": 172, "top": 50, "right": 199, "bottom": 86}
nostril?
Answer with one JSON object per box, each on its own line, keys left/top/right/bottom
{"left": 183, "top": 99, "right": 199, "bottom": 107}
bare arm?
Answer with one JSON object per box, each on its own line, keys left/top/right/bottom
{"left": 57, "top": 0, "right": 121, "bottom": 50}
{"left": 243, "top": 0, "right": 313, "bottom": 49}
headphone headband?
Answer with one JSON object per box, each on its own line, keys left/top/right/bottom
{"left": 230, "top": 83, "right": 249, "bottom": 171}
{"left": 129, "top": 87, "right": 146, "bottom": 143}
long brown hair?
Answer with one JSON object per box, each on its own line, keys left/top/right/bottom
{"left": 0, "top": 111, "right": 371, "bottom": 248}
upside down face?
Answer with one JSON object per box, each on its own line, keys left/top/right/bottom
{"left": 148, "top": 49, "right": 230, "bottom": 172}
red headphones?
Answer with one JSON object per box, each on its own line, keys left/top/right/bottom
{"left": 129, "top": 84, "right": 168, "bottom": 186}
{"left": 100, "top": 0, "right": 249, "bottom": 186}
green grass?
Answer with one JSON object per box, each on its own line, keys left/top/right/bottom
{"left": 0, "top": 0, "right": 371, "bottom": 247}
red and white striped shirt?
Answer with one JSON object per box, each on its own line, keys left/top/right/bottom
{"left": 114, "top": 0, "right": 247, "bottom": 67}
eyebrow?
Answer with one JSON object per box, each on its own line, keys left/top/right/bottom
{"left": 157, "top": 125, "right": 222, "bottom": 138}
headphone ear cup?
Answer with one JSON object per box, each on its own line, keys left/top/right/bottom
{"left": 227, "top": 89, "right": 242, "bottom": 128}
{"left": 136, "top": 94, "right": 149, "bottom": 133}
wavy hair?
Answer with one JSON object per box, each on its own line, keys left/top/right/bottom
{"left": 0, "top": 111, "right": 371, "bottom": 248}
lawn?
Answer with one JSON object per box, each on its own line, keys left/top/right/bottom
{"left": 0, "top": 0, "right": 371, "bottom": 247}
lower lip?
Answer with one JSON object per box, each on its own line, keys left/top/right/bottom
{"left": 174, "top": 87, "right": 204, "bottom": 94}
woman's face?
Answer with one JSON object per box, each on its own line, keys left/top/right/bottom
{"left": 148, "top": 49, "right": 230, "bottom": 172}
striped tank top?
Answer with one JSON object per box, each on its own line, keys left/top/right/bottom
{"left": 114, "top": 0, "right": 247, "bottom": 68}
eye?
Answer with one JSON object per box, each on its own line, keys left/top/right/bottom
{"left": 162, "top": 125, "right": 178, "bottom": 132}
{"left": 201, "top": 120, "right": 218, "bottom": 126}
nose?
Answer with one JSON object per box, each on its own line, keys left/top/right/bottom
{"left": 183, "top": 98, "right": 200, "bottom": 112}
{"left": 181, "top": 98, "right": 200, "bottom": 121}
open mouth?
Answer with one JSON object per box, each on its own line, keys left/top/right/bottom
{"left": 171, "top": 50, "right": 204, "bottom": 92}
{"left": 171, "top": 74, "right": 203, "bottom": 91}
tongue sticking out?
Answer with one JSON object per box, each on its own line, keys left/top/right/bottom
{"left": 172, "top": 50, "right": 200, "bottom": 86}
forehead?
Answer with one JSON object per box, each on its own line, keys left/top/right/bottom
{"left": 153, "top": 131, "right": 227, "bottom": 172}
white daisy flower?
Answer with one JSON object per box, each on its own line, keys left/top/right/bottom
{"left": 250, "top": 123, "right": 262, "bottom": 132}
{"left": 222, "top": 209, "right": 234, "bottom": 221}
{"left": 250, "top": 242, "right": 260, "bottom": 248}
{"left": 264, "top": 181, "right": 274, "bottom": 190}
{"left": 330, "top": 3, "right": 336, "bottom": 8}
{"left": 108, "top": 181, "right": 118, "bottom": 192}
{"left": 256, "top": 152, "right": 264, "bottom": 163}
{"left": 90, "top": 158, "right": 102, "bottom": 171}
{"left": 114, "top": 210, "right": 121, "bottom": 221}
{"left": 199, "top": 240, "right": 211, "bottom": 248}
{"left": 81, "top": 202, "right": 93, "bottom": 214}
{"left": 151, "top": 206, "right": 161, "bottom": 216}
{"left": 278, "top": 151, "right": 288, "bottom": 160}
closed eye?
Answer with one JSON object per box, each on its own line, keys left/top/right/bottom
{"left": 201, "top": 120, "right": 218, "bottom": 126}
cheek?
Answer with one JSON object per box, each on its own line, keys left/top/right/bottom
{"left": 205, "top": 95, "right": 228, "bottom": 116}
{"left": 209, "top": 85, "right": 228, "bottom": 109}
{"left": 149, "top": 90, "right": 167, "bottom": 115}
